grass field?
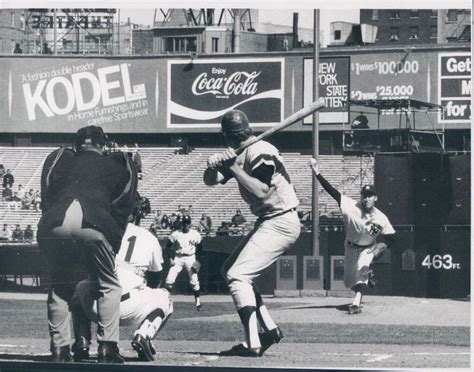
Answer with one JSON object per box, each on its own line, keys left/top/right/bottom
{"left": 0, "top": 294, "right": 470, "bottom": 370}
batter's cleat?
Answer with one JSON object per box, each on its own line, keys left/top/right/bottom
{"left": 258, "top": 327, "right": 283, "bottom": 355}
{"left": 132, "top": 334, "right": 155, "bottom": 361}
{"left": 220, "top": 343, "right": 262, "bottom": 357}
{"left": 97, "top": 341, "right": 125, "bottom": 364}
{"left": 51, "top": 346, "right": 73, "bottom": 363}
{"left": 71, "top": 337, "right": 90, "bottom": 362}
{"left": 347, "top": 305, "right": 362, "bottom": 315}
{"left": 196, "top": 304, "right": 203, "bottom": 311}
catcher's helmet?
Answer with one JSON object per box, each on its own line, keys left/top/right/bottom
{"left": 75, "top": 125, "right": 107, "bottom": 151}
{"left": 220, "top": 109, "right": 250, "bottom": 133}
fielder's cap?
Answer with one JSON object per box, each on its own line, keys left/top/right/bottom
{"left": 75, "top": 125, "right": 107, "bottom": 150}
{"left": 361, "top": 184, "right": 377, "bottom": 196}
{"left": 182, "top": 214, "right": 192, "bottom": 225}
{"left": 220, "top": 109, "right": 250, "bottom": 133}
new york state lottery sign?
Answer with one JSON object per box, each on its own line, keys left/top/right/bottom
{"left": 167, "top": 58, "right": 284, "bottom": 128}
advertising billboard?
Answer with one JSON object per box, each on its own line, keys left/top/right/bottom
{"left": 438, "top": 53, "right": 471, "bottom": 124}
{"left": 1, "top": 57, "right": 161, "bottom": 133}
{"left": 302, "top": 56, "right": 350, "bottom": 124}
{"left": 167, "top": 58, "right": 284, "bottom": 128}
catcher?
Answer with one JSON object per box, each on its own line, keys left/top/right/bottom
{"left": 70, "top": 196, "right": 173, "bottom": 362}
{"left": 310, "top": 158, "right": 395, "bottom": 314}
{"left": 164, "top": 214, "right": 203, "bottom": 311}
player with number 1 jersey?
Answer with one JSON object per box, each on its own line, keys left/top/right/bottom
{"left": 71, "top": 221, "right": 173, "bottom": 362}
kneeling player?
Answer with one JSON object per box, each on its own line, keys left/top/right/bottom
{"left": 70, "top": 212, "right": 173, "bottom": 362}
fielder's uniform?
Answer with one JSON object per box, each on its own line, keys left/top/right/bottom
{"left": 340, "top": 195, "right": 395, "bottom": 288}
{"left": 165, "top": 228, "right": 202, "bottom": 292}
{"left": 221, "top": 140, "right": 301, "bottom": 309}
{"left": 73, "top": 223, "right": 173, "bottom": 340}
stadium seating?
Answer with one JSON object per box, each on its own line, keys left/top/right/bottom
{"left": 0, "top": 146, "right": 374, "bottom": 239}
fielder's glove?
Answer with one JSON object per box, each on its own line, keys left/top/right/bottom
{"left": 191, "top": 260, "right": 201, "bottom": 273}
{"left": 369, "top": 242, "right": 387, "bottom": 260}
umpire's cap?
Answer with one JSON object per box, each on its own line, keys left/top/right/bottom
{"left": 361, "top": 185, "right": 377, "bottom": 196}
{"left": 75, "top": 125, "right": 107, "bottom": 151}
{"left": 220, "top": 109, "right": 250, "bottom": 133}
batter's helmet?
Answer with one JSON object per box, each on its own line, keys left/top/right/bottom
{"left": 75, "top": 125, "right": 107, "bottom": 151}
{"left": 220, "top": 110, "right": 250, "bottom": 133}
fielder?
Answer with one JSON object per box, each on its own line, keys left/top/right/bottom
{"left": 203, "top": 109, "right": 301, "bottom": 357}
{"left": 70, "top": 211, "right": 173, "bottom": 362}
{"left": 310, "top": 158, "right": 395, "bottom": 314}
{"left": 164, "top": 215, "right": 203, "bottom": 311}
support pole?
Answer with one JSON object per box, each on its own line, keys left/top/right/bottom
{"left": 312, "top": 9, "right": 320, "bottom": 257}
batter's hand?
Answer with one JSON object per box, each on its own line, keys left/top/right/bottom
{"left": 310, "top": 158, "right": 320, "bottom": 176}
{"left": 207, "top": 153, "right": 224, "bottom": 169}
{"left": 220, "top": 147, "right": 238, "bottom": 167}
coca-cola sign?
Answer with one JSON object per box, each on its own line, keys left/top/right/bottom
{"left": 168, "top": 58, "right": 284, "bottom": 128}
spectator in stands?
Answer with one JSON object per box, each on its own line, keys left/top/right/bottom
{"left": 8, "top": 191, "right": 22, "bottom": 210}
{"left": 13, "top": 43, "right": 23, "bottom": 54}
{"left": 2, "top": 184, "right": 13, "bottom": 201}
{"left": 216, "top": 221, "right": 230, "bottom": 237}
{"left": 22, "top": 188, "right": 36, "bottom": 210}
{"left": 231, "top": 209, "right": 247, "bottom": 227}
{"left": 160, "top": 214, "right": 171, "bottom": 229}
{"left": 11, "top": 224, "right": 24, "bottom": 241}
{"left": 132, "top": 150, "right": 143, "bottom": 179}
{"left": 24, "top": 225, "right": 34, "bottom": 242}
{"left": 0, "top": 224, "right": 11, "bottom": 241}
{"left": 187, "top": 205, "right": 193, "bottom": 215}
{"left": 33, "top": 191, "right": 42, "bottom": 211}
{"left": 177, "top": 205, "right": 186, "bottom": 214}
{"left": 16, "top": 184, "right": 25, "bottom": 199}
{"left": 198, "top": 213, "right": 212, "bottom": 236}
{"left": 3, "top": 169, "right": 14, "bottom": 188}
{"left": 0, "top": 164, "right": 5, "bottom": 178}
{"left": 172, "top": 212, "right": 184, "bottom": 231}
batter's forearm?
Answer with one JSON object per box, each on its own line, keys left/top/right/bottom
{"left": 316, "top": 174, "right": 341, "bottom": 205}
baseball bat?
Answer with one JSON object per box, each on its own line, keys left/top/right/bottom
{"left": 235, "top": 98, "right": 326, "bottom": 154}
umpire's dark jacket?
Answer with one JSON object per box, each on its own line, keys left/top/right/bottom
{"left": 38, "top": 148, "right": 138, "bottom": 252}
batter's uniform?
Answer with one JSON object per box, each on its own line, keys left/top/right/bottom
{"left": 220, "top": 140, "right": 301, "bottom": 311}
{"left": 37, "top": 144, "right": 137, "bottom": 349}
{"left": 165, "top": 228, "right": 202, "bottom": 292}
{"left": 73, "top": 223, "right": 173, "bottom": 341}
{"left": 340, "top": 195, "right": 395, "bottom": 288}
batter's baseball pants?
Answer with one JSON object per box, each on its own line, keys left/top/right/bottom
{"left": 222, "top": 210, "right": 301, "bottom": 309}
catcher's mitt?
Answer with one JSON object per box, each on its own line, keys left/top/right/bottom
{"left": 369, "top": 242, "right": 387, "bottom": 260}
{"left": 191, "top": 260, "right": 201, "bottom": 273}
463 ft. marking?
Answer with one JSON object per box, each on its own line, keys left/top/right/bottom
{"left": 421, "top": 254, "right": 461, "bottom": 270}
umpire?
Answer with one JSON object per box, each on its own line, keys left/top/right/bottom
{"left": 37, "top": 125, "right": 138, "bottom": 363}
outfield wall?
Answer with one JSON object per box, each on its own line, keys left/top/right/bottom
{"left": 0, "top": 228, "right": 469, "bottom": 299}
{"left": 0, "top": 43, "right": 470, "bottom": 134}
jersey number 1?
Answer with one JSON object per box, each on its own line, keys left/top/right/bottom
{"left": 124, "top": 235, "right": 137, "bottom": 262}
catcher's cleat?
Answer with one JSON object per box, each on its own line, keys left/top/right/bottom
{"left": 51, "top": 346, "right": 73, "bottom": 363}
{"left": 220, "top": 343, "right": 262, "bottom": 357}
{"left": 97, "top": 341, "right": 125, "bottom": 364}
{"left": 71, "top": 336, "right": 90, "bottom": 362}
{"left": 347, "top": 305, "right": 362, "bottom": 315}
{"left": 258, "top": 327, "right": 283, "bottom": 355}
{"left": 132, "top": 334, "right": 155, "bottom": 361}
{"left": 368, "top": 269, "right": 376, "bottom": 288}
